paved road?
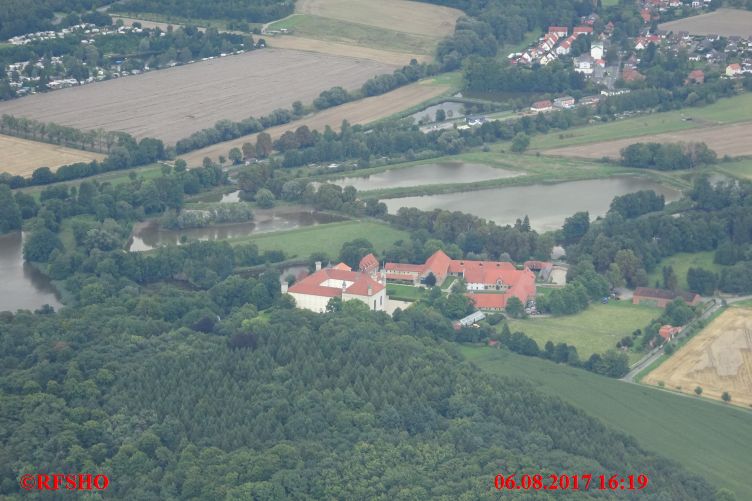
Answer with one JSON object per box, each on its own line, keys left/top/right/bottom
{"left": 621, "top": 295, "right": 752, "bottom": 382}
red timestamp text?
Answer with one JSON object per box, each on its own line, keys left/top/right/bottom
{"left": 493, "top": 473, "right": 649, "bottom": 491}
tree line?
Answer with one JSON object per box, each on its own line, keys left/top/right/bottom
{"left": 620, "top": 142, "right": 717, "bottom": 170}
{"left": 110, "top": 0, "right": 293, "bottom": 23}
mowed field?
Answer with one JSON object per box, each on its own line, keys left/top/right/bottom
{"left": 228, "top": 220, "right": 409, "bottom": 259}
{"left": 461, "top": 346, "right": 752, "bottom": 499}
{"left": 0, "top": 49, "right": 396, "bottom": 144}
{"left": 0, "top": 134, "right": 104, "bottom": 176}
{"left": 545, "top": 122, "right": 752, "bottom": 160}
{"left": 266, "top": 0, "right": 461, "bottom": 61}
{"left": 645, "top": 306, "right": 752, "bottom": 407}
{"left": 506, "top": 300, "right": 657, "bottom": 363}
{"left": 659, "top": 8, "right": 752, "bottom": 37}
{"left": 181, "top": 78, "right": 451, "bottom": 165}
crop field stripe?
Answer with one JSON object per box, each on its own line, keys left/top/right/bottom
{"left": 0, "top": 134, "right": 105, "bottom": 176}
{"left": 461, "top": 346, "right": 752, "bottom": 499}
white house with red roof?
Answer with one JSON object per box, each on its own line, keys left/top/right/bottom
{"left": 285, "top": 261, "right": 387, "bottom": 313}
{"left": 726, "top": 63, "right": 742, "bottom": 77}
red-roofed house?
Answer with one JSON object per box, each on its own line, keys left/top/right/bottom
{"left": 632, "top": 287, "right": 701, "bottom": 308}
{"left": 726, "top": 63, "right": 742, "bottom": 77}
{"left": 640, "top": 8, "right": 652, "bottom": 24}
{"left": 548, "top": 26, "right": 569, "bottom": 37}
{"left": 359, "top": 253, "right": 379, "bottom": 274}
{"left": 659, "top": 325, "right": 682, "bottom": 342}
{"left": 573, "top": 26, "right": 593, "bottom": 36}
{"left": 686, "top": 69, "right": 705, "bottom": 84}
{"left": 531, "top": 100, "right": 553, "bottom": 112}
{"left": 286, "top": 262, "right": 387, "bottom": 313}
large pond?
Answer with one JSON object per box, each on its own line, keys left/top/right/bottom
{"left": 128, "top": 210, "right": 347, "bottom": 252}
{"left": 0, "top": 232, "right": 62, "bottom": 312}
{"left": 383, "top": 177, "right": 682, "bottom": 232}
{"left": 409, "top": 101, "right": 465, "bottom": 123}
{"left": 333, "top": 162, "right": 522, "bottom": 192}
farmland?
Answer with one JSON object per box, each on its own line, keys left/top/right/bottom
{"left": 531, "top": 92, "right": 752, "bottom": 151}
{"left": 461, "top": 346, "right": 752, "bottom": 499}
{"left": 0, "top": 134, "right": 104, "bottom": 177}
{"left": 545, "top": 121, "right": 752, "bottom": 160}
{"left": 645, "top": 306, "right": 752, "bottom": 407}
{"left": 0, "top": 49, "right": 396, "bottom": 145}
{"left": 506, "top": 300, "right": 658, "bottom": 363}
{"left": 181, "top": 78, "right": 452, "bottom": 165}
{"left": 266, "top": 0, "right": 461, "bottom": 60}
{"left": 659, "top": 8, "right": 752, "bottom": 38}
{"left": 227, "top": 220, "right": 409, "bottom": 259}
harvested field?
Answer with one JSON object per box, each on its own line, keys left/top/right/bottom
{"left": 545, "top": 122, "right": 752, "bottom": 160}
{"left": 181, "top": 79, "right": 451, "bottom": 165}
{"left": 645, "top": 307, "right": 752, "bottom": 407}
{"left": 295, "top": 0, "right": 461, "bottom": 38}
{"left": 0, "top": 134, "right": 104, "bottom": 177}
{"left": 659, "top": 9, "right": 752, "bottom": 38}
{"left": 268, "top": 36, "right": 428, "bottom": 65}
{"left": 0, "top": 49, "right": 396, "bottom": 145}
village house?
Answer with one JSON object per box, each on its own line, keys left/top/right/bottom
{"left": 686, "top": 69, "right": 705, "bottom": 84}
{"left": 726, "top": 63, "right": 742, "bottom": 77}
{"left": 285, "top": 261, "right": 387, "bottom": 313}
{"left": 553, "top": 96, "right": 576, "bottom": 109}
{"left": 573, "top": 26, "right": 593, "bottom": 36}
{"left": 530, "top": 99, "right": 553, "bottom": 112}
{"left": 632, "top": 287, "right": 701, "bottom": 308}
{"left": 574, "top": 54, "right": 595, "bottom": 75}
{"left": 659, "top": 325, "right": 682, "bottom": 342}
{"left": 590, "top": 42, "right": 604, "bottom": 60}
{"left": 548, "top": 26, "right": 569, "bottom": 37}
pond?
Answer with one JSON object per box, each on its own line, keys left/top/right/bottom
{"left": 383, "top": 176, "right": 682, "bottom": 232}
{"left": 332, "top": 162, "right": 522, "bottom": 192}
{"left": 0, "top": 232, "right": 62, "bottom": 312}
{"left": 191, "top": 190, "right": 242, "bottom": 203}
{"left": 409, "top": 101, "right": 465, "bottom": 123}
{"left": 128, "top": 210, "right": 347, "bottom": 252}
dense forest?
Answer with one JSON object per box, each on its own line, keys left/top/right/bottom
{"left": 110, "top": 0, "right": 294, "bottom": 23}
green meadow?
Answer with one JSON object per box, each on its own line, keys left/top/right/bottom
{"left": 460, "top": 346, "right": 752, "bottom": 499}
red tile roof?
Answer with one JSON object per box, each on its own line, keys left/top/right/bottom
{"left": 359, "top": 253, "right": 379, "bottom": 273}
{"left": 385, "top": 263, "right": 424, "bottom": 273}
{"left": 289, "top": 267, "right": 384, "bottom": 298}
{"left": 333, "top": 262, "right": 352, "bottom": 271}
{"left": 467, "top": 293, "right": 509, "bottom": 310}
{"left": 424, "top": 250, "right": 452, "bottom": 277}
{"left": 573, "top": 26, "right": 593, "bottom": 34}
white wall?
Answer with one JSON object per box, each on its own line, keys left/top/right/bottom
{"left": 290, "top": 292, "right": 331, "bottom": 313}
{"left": 342, "top": 289, "right": 387, "bottom": 311}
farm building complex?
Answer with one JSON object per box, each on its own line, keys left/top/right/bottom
{"left": 632, "top": 287, "right": 701, "bottom": 308}
{"left": 386, "top": 250, "right": 537, "bottom": 311}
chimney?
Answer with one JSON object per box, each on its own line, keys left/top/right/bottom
{"left": 315, "top": 261, "right": 322, "bottom": 271}
{"left": 281, "top": 282, "right": 288, "bottom": 294}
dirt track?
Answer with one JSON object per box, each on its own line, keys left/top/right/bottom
{"left": 0, "top": 49, "right": 396, "bottom": 145}
{"left": 267, "top": 36, "right": 427, "bottom": 65}
{"left": 645, "top": 307, "right": 752, "bottom": 407}
{"left": 181, "top": 80, "right": 450, "bottom": 165}
{"left": 545, "top": 122, "right": 752, "bottom": 159}
{"left": 659, "top": 9, "right": 752, "bottom": 37}
{"left": 0, "top": 134, "right": 104, "bottom": 176}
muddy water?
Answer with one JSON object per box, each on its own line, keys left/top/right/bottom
{"left": 333, "top": 162, "right": 522, "bottom": 192}
{"left": 383, "top": 177, "right": 682, "bottom": 232}
{"left": 0, "top": 232, "right": 62, "bottom": 312}
{"left": 128, "top": 210, "right": 347, "bottom": 252}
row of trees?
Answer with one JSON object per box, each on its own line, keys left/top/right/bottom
{"left": 620, "top": 142, "right": 717, "bottom": 170}
{"left": 110, "top": 0, "right": 293, "bottom": 23}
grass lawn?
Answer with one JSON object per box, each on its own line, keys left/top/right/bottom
{"left": 646, "top": 251, "right": 727, "bottom": 291}
{"left": 530, "top": 93, "right": 752, "bottom": 150}
{"left": 459, "top": 346, "right": 752, "bottom": 499}
{"left": 386, "top": 284, "right": 427, "bottom": 302}
{"left": 267, "top": 15, "right": 435, "bottom": 54}
{"left": 507, "top": 301, "right": 657, "bottom": 363}
{"left": 228, "top": 220, "right": 408, "bottom": 259}
{"left": 716, "top": 157, "right": 752, "bottom": 180}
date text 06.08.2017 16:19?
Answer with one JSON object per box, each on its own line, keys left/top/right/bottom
{"left": 494, "top": 474, "right": 649, "bottom": 491}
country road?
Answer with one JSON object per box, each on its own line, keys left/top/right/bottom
{"left": 621, "top": 294, "right": 752, "bottom": 382}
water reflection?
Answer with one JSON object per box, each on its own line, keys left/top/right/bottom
{"left": 333, "top": 162, "right": 522, "bottom": 192}
{"left": 384, "top": 177, "right": 682, "bottom": 232}
{"left": 0, "top": 232, "right": 62, "bottom": 312}
{"left": 128, "top": 210, "right": 347, "bottom": 252}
